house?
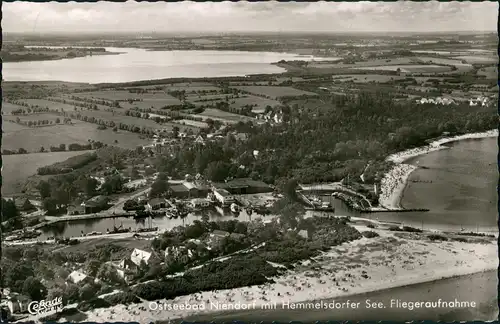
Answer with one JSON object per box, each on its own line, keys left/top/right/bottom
{"left": 168, "top": 184, "right": 191, "bottom": 198}
{"left": 81, "top": 195, "right": 110, "bottom": 214}
{"left": 189, "top": 198, "right": 210, "bottom": 209}
{"left": 212, "top": 188, "right": 235, "bottom": 206}
{"left": 213, "top": 178, "right": 273, "bottom": 195}
{"left": 194, "top": 135, "right": 206, "bottom": 145}
{"left": 148, "top": 198, "right": 167, "bottom": 210}
{"left": 67, "top": 204, "right": 85, "bottom": 215}
{"left": 164, "top": 245, "right": 194, "bottom": 260}
{"left": 130, "top": 248, "right": 155, "bottom": 267}
{"left": 234, "top": 133, "right": 249, "bottom": 141}
{"left": 183, "top": 181, "right": 211, "bottom": 198}
{"left": 207, "top": 230, "right": 231, "bottom": 247}
{"left": 298, "top": 229, "right": 312, "bottom": 240}
{"left": 229, "top": 232, "right": 246, "bottom": 240}
{"left": 6, "top": 294, "right": 31, "bottom": 314}
{"left": 67, "top": 270, "right": 93, "bottom": 285}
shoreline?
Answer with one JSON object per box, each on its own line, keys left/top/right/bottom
{"left": 71, "top": 223, "right": 497, "bottom": 323}
{"left": 378, "top": 129, "right": 498, "bottom": 210}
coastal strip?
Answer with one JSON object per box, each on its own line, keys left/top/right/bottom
{"left": 378, "top": 129, "right": 498, "bottom": 210}
{"left": 71, "top": 223, "right": 497, "bottom": 323}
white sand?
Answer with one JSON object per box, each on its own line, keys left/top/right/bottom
{"left": 378, "top": 129, "right": 498, "bottom": 210}
{"left": 76, "top": 226, "right": 497, "bottom": 323}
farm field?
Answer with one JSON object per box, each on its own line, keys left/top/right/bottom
{"left": 73, "top": 110, "right": 163, "bottom": 129}
{"left": 2, "top": 122, "right": 151, "bottom": 152}
{"left": 173, "top": 119, "right": 209, "bottom": 128}
{"left": 233, "top": 86, "right": 318, "bottom": 99}
{"left": 3, "top": 113, "right": 75, "bottom": 123}
{"left": 76, "top": 90, "right": 181, "bottom": 103}
{"left": 2, "top": 121, "right": 32, "bottom": 133}
{"left": 186, "top": 94, "right": 229, "bottom": 102}
{"left": 452, "top": 55, "right": 498, "bottom": 64}
{"left": 333, "top": 74, "right": 406, "bottom": 83}
{"left": 350, "top": 65, "right": 453, "bottom": 73}
{"left": 477, "top": 66, "right": 497, "bottom": 79}
{"left": 1, "top": 102, "right": 28, "bottom": 115}
{"left": 2, "top": 151, "right": 91, "bottom": 196}
{"left": 119, "top": 98, "right": 181, "bottom": 110}
{"left": 228, "top": 95, "right": 280, "bottom": 113}
{"left": 20, "top": 99, "right": 80, "bottom": 112}
{"left": 339, "top": 57, "right": 418, "bottom": 67}
{"left": 195, "top": 108, "right": 254, "bottom": 123}
{"left": 163, "top": 83, "right": 221, "bottom": 93}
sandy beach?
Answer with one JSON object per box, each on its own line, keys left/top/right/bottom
{"left": 378, "top": 129, "right": 498, "bottom": 210}
{"left": 68, "top": 222, "right": 497, "bottom": 323}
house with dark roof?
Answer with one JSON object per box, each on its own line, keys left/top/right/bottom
{"left": 168, "top": 184, "right": 191, "bottom": 198}
{"left": 213, "top": 178, "right": 273, "bottom": 195}
{"left": 147, "top": 198, "right": 167, "bottom": 210}
{"left": 81, "top": 195, "right": 110, "bottom": 214}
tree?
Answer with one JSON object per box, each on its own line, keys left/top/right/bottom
{"left": 1, "top": 199, "right": 19, "bottom": 221}
{"left": 42, "top": 197, "right": 58, "bottom": 215}
{"left": 37, "top": 181, "right": 51, "bottom": 199}
{"left": 22, "top": 277, "right": 47, "bottom": 301}
{"left": 204, "top": 161, "right": 230, "bottom": 182}
{"left": 149, "top": 179, "right": 169, "bottom": 198}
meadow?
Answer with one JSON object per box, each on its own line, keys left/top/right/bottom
{"left": 350, "top": 65, "right": 453, "bottom": 73}
{"left": 233, "top": 86, "right": 318, "bottom": 99}
{"left": 333, "top": 74, "right": 406, "bottom": 83}
{"left": 2, "top": 151, "right": 90, "bottom": 196}
{"left": 453, "top": 56, "right": 498, "bottom": 64}
{"left": 76, "top": 90, "right": 181, "bottom": 103}
{"left": 228, "top": 95, "right": 280, "bottom": 113}
{"left": 3, "top": 113, "right": 76, "bottom": 125}
{"left": 21, "top": 99, "right": 79, "bottom": 112}
{"left": 2, "top": 122, "right": 151, "bottom": 152}
{"left": 477, "top": 66, "right": 497, "bottom": 79}
{"left": 2, "top": 102, "right": 28, "bottom": 115}
{"left": 196, "top": 108, "right": 255, "bottom": 122}
{"left": 173, "top": 119, "right": 209, "bottom": 129}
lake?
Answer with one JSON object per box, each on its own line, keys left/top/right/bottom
{"left": 39, "top": 136, "right": 498, "bottom": 239}
{"left": 3, "top": 47, "right": 330, "bottom": 83}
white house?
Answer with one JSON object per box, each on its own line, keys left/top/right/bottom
{"left": 67, "top": 270, "right": 92, "bottom": 285}
{"left": 130, "top": 248, "right": 152, "bottom": 267}
{"left": 5, "top": 294, "right": 31, "bottom": 314}
{"left": 164, "top": 246, "right": 194, "bottom": 260}
{"left": 213, "top": 189, "right": 235, "bottom": 206}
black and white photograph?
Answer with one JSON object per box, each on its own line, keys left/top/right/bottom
{"left": 1, "top": 1, "right": 498, "bottom": 323}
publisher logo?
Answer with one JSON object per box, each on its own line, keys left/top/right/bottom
{"left": 28, "top": 297, "right": 63, "bottom": 315}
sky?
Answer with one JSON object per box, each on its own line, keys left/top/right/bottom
{"left": 3, "top": 1, "right": 498, "bottom": 34}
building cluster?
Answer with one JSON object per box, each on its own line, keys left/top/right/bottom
{"left": 415, "top": 97, "right": 456, "bottom": 105}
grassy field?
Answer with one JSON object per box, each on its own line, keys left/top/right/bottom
{"left": 3, "top": 113, "right": 77, "bottom": 124}
{"left": 21, "top": 99, "right": 79, "bottom": 112}
{"left": 2, "top": 151, "right": 91, "bottom": 196}
{"left": 75, "top": 110, "right": 163, "bottom": 129}
{"left": 233, "top": 86, "right": 318, "bottom": 99}
{"left": 196, "top": 108, "right": 255, "bottom": 122}
{"left": 2, "top": 121, "right": 32, "bottom": 133}
{"left": 2, "top": 122, "right": 151, "bottom": 152}
{"left": 333, "top": 74, "right": 406, "bottom": 83}
{"left": 76, "top": 90, "right": 181, "bottom": 103}
{"left": 173, "top": 119, "right": 209, "bottom": 128}
{"left": 350, "top": 65, "right": 452, "bottom": 73}
{"left": 2, "top": 102, "right": 29, "bottom": 115}
{"left": 477, "top": 66, "right": 497, "bottom": 79}
{"left": 228, "top": 95, "right": 280, "bottom": 113}
{"left": 453, "top": 55, "right": 498, "bottom": 64}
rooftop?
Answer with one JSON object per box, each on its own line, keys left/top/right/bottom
{"left": 169, "top": 184, "right": 190, "bottom": 193}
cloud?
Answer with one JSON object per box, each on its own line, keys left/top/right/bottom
{"left": 2, "top": 1, "right": 497, "bottom": 33}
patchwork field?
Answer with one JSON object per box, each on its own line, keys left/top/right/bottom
{"left": 2, "top": 151, "right": 91, "bottom": 196}
{"left": 233, "top": 86, "right": 318, "bottom": 99}
{"left": 2, "top": 123, "right": 151, "bottom": 152}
